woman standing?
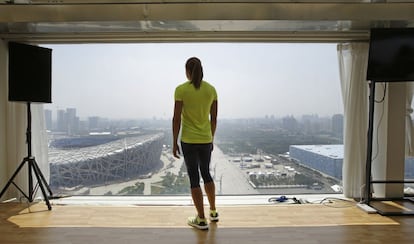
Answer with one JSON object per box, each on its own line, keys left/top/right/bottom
{"left": 172, "top": 57, "right": 218, "bottom": 230}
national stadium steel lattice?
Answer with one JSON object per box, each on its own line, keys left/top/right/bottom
{"left": 49, "top": 133, "right": 164, "bottom": 189}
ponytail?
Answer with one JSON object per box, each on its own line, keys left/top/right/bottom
{"left": 185, "top": 57, "right": 203, "bottom": 89}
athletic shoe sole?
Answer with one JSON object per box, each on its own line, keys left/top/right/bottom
{"left": 188, "top": 222, "right": 209, "bottom": 230}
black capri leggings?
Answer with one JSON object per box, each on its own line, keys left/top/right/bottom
{"left": 181, "top": 142, "right": 214, "bottom": 188}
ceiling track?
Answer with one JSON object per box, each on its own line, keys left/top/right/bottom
{"left": 0, "top": 31, "right": 370, "bottom": 44}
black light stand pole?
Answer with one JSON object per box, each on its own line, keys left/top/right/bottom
{"left": 0, "top": 102, "right": 53, "bottom": 210}
{"left": 364, "top": 81, "right": 376, "bottom": 204}
{"left": 27, "top": 101, "right": 34, "bottom": 201}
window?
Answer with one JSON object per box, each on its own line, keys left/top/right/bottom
{"left": 44, "top": 43, "right": 344, "bottom": 196}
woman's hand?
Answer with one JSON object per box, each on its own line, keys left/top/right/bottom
{"left": 173, "top": 142, "right": 181, "bottom": 159}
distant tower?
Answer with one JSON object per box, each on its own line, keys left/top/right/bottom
{"left": 56, "top": 109, "right": 66, "bottom": 132}
{"left": 66, "top": 108, "right": 79, "bottom": 135}
{"left": 301, "top": 114, "right": 320, "bottom": 134}
{"left": 88, "top": 116, "right": 100, "bottom": 132}
{"left": 44, "top": 109, "right": 52, "bottom": 131}
{"left": 282, "top": 115, "right": 298, "bottom": 132}
{"left": 332, "top": 114, "right": 344, "bottom": 139}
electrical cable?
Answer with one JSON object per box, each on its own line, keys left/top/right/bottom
{"left": 375, "top": 83, "right": 387, "bottom": 103}
{"left": 318, "top": 197, "right": 355, "bottom": 208}
{"left": 268, "top": 196, "right": 356, "bottom": 208}
{"left": 372, "top": 83, "right": 386, "bottom": 163}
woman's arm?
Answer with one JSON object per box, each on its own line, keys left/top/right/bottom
{"left": 172, "top": 100, "right": 183, "bottom": 158}
{"left": 210, "top": 100, "right": 218, "bottom": 140}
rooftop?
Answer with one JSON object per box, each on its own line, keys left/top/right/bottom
{"left": 290, "top": 144, "right": 344, "bottom": 159}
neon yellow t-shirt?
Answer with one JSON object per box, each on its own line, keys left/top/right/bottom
{"left": 174, "top": 80, "right": 217, "bottom": 143}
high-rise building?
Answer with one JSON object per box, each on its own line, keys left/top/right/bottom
{"left": 56, "top": 109, "right": 67, "bottom": 132}
{"left": 301, "top": 114, "right": 324, "bottom": 134}
{"left": 282, "top": 115, "right": 298, "bottom": 132}
{"left": 88, "top": 116, "right": 100, "bottom": 131}
{"left": 66, "top": 108, "right": 79, "bottom": 135}
{"left": 332, "top": 114, "right": 344, "bottom": 138}
{"left": 44, "top": 109, "right": 52, "bottom": 131}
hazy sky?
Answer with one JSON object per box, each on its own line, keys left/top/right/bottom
{"left": 43, "top": 43, "right": 343, "bottom": 120}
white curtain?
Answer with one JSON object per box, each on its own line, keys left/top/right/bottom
{"left": 5, "top": 103, "right": 28, "bottom": 200}
{"left": 405, "top": 83, "right": 414, "bottom": 156}
{"left": 31, "top": 103, "right": 50, "bottom": 186}
{"left": 337, "top": 43, "right": 369, "bottom": 199}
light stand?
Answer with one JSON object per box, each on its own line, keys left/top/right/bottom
{"left": 0, "top": 102, "right": 53, "bottom": 210}
{"left": 364, "top": 81, "right": 414, "bottom": 215}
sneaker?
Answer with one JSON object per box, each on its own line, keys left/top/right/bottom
{"left": 187, "top": 215, "right": 209, "bottom": 230}
{"left": 209, "top": 210, "right": 219, "bottom": 222}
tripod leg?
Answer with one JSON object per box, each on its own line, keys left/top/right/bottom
{"left": 31, "top": 159, "right": 53, "bottom": 196}
{"left": 0, "top": 159, "right": 29, "bottom": 200}
{"left": 28, "top": 158, "right": 34, "bottom": 202}
{"left": 1, "top": 102, "right": 53, "bottom": 210}
{"left": 31, "top": 160, "right": 52, "bottom": 210}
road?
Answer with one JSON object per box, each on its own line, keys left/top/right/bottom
{"left": 211, "top": 146, "right": 260, "bottom": 194}
{"left": 81, "top": 145, "right": 258, "bottom": 195}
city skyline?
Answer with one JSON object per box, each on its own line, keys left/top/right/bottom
{"left": 43, "top": 43, "right": 343, "bottom": 120}
{"left": 44, "top": 106, "right": 344, "bottom": 141}
{"left": 45, "top": 106, "right": 343, "bottom": 121}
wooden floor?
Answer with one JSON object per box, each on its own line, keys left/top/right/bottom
{"left": 1, "top": 201, "right": 414, "bottom": 244}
